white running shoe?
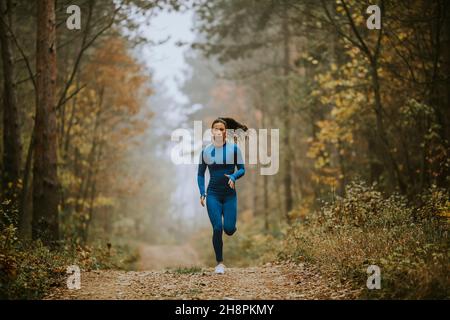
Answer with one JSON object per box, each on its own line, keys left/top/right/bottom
{"left": 214, "top": 263, "right": 225, "bottom": 274}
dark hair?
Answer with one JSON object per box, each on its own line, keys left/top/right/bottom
{"left": 211, "top": 117, "right": 248, "bottom": 131}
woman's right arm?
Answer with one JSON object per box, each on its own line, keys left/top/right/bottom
{"left": 197, "top": 150, "right": 207, "bottom": 206}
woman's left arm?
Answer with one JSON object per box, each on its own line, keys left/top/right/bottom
{"left": 229, "top": 144, "right": 245, "bottom": 182}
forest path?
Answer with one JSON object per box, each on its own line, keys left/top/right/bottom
{"left": 136, "top": 243, "right": 204, "bottom": 270}
{"left": 45, "top": 244, "right": 361, "bottom": 299}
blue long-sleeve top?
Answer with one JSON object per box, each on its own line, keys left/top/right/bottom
{"left": 197, "top": 142, "right": 245, "bottom": 197}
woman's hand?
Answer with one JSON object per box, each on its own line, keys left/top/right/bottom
{"left": 200, "top": 195, "right": 206, "bottom": 207}
{"left": 224, "top": 174, "right": 235, "bottom": 189}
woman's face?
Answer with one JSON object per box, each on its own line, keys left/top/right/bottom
{"left": 212, "top": 122, "right": 226, "bottom": 145}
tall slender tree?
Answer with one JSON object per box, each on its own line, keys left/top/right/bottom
{"left": 0, "top": 0, "right": 22, "bottom": 227}
{"left": 32, "top": 0, "right": 59, "bottom": 244}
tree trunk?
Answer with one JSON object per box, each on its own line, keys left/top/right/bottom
{"left": 261, "top": 108, "right": 270, "bottom": 231}
{"left": 0, "top": 0, "right": 22, "bottom": 227}
{"left": 32, "top": 0, "right": 59, "bottom": 245}
{"left": 263, "top": 173, "right": 269, "bottom": 231}
{"left": 282, "top": 1, "right": 293, "bottom": 222}
{"left": 430, "top": 0, "right": 449, "bottom": 189}
{"left": 369, "top": 60, "right": 406, "bottom": 193}
{"left": 19, "top": 131, "right": 34, "bottom": 239}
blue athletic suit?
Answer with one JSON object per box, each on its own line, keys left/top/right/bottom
{"left": 197, "top": 141, "right": 245, "bottom": 263}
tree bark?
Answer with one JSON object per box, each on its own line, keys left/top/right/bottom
{"left": 32, "top": 0, "right": 59, "bottom": 245}
{"left": 0, "top": 0, "right": 22, "bottom": 227}
{"left": 261, "top": 107, "right": 270, "bottom": 231}
{"left": 282, "top": 1, "right": 293, "bottom": 222}
{"left": 19, "top": 130, "right": 33, "bottom": 239}
{"left": 369, "top": 60, "right": 406, "bottom": 193}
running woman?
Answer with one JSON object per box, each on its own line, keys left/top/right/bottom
{"left": 197, "top": 117, "right": 247, "bottom": 274}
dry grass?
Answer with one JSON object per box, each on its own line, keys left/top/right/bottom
{"left": 280, "top": 182, "right": 449, "bottom": 299}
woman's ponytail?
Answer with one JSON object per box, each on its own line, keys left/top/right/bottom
{"left": 211, "top": 117, "right": 248, "bottom": 143}
{"left": 217, "top": 117, "right": 248, "bottom": 132}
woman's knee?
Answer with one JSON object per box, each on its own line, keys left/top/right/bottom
{"left": 213, "top": 226, "right": 223, "bottom": 234}
{"left": 224, "top": 227, "right": 236, "bottom": 236}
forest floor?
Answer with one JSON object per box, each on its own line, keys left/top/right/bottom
{"left": 45, "top": 243, "right": 362, "bottom": 300}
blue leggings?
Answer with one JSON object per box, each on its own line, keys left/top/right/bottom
{"left": 206, "top": 193, "right": 237, "bottom": 263}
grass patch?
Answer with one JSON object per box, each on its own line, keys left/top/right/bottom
{"left": 172, "top": 266, "right": 203, "bottom": 274}
{"left": 0, "top": 224, "right": 140, "bottom": 299}
{"left": 280, "top": 181, "right": 449, "bottom": 299}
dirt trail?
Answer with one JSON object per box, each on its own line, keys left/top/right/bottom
{"left": 136, "top": 243, "right": 204, "bottom": 270}
{"left": 45, "top": 243, "right": 361, "bottom": 300}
